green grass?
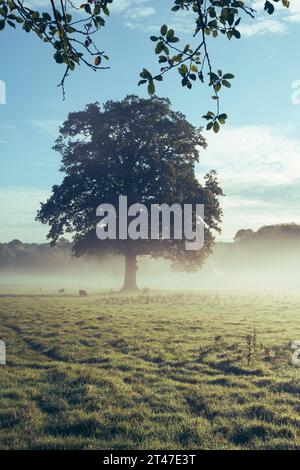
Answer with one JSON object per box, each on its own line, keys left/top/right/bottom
{"left": 1, "top": 291, "right": 300, "bottom": 449}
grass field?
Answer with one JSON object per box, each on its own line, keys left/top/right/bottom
{"left": 1, "top": 291, "right": 300, "bottom": 449}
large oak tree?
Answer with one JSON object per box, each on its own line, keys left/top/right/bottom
{"left": 37, "top": 95, "right": 223, "bottom": 290}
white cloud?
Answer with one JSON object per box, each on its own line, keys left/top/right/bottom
{"left": 126, "top": 6, "right": 156, "bottom": 20}
{"left": 0, "top": 123, "right": 20, "bottom": 146}
{"left": 285, "top": 3, "right": 300, "bottom": 24}
{"left": 198, "top": 125, "right": 300, "bottom": 239}
{"left": 0, "top": 188, "right": 50, "bottom": 242}
{"left": 111, "top": 0, "right": 150, "bottom": 13}
{"left": 203, "top": 124, "right": 300, "bottom": 186}
{"left": 29, "top": 119, "right": 62, "bottom": 137}
{"left": 125, "top": 8, "right": 194, "bottom": 34}
{"left": 24, "top": 0, "right": 50, "bottom": 7}
{"left": 165, "top": 9, "right": 195, "bottom": 34}
{"left": 239, "top": 18, "right": 286, "bottom": 37}
{"left": 125, "top": 21, "right": 159, "bottom": 32}
{"left": 25, "top": 0, "right": 154, "bottom": 19}
{"left": 239, "top": 0, "right": 300, "bottom": 37}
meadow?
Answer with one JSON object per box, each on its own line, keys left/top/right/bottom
{"left": 1, "top": 291, "right": 300, "bottom": 449}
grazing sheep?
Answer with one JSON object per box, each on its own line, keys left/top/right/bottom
{"left": 79, "top": 289, "right": 88, "bottom": 297}
{"left": 58, "top": 288, "right": 65, "bottom": 294}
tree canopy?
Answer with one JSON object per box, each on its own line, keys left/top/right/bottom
{"left": 0, "top": 0, "right": 290, "bottom": 130}
{"left": 36, "top": 95, "right": 223, "bottom": 289}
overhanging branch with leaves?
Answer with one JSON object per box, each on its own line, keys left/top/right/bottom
{"left": 0, "top": 0, "right": 291, "bottom": 130}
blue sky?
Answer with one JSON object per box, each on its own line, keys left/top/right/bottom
{"left": 1, "top": 0, "right": 300, "bottom": 242}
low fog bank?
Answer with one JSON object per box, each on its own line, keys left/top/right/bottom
{"left": 1, "top": 224, "right": 300, "bottom": 293}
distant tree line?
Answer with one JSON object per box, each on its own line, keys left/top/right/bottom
{"left": 1, "top": 224, "right": 300, "bottom": 272}
{"left": 234, "top": 224, "right": 300, "bottom": 243}
{"left": 0, "top": 238, "right": 74, "bottom": 270}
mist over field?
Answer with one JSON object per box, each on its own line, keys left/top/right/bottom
{"left": 1, "top": 225, "right": 300, "bottom": 293}
{"left": 1, "top": 227, "right": 300, "bottom": 450}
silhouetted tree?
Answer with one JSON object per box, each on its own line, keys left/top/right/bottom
{"left": 37, "top": 95, "right": 223, "bottom": 290}
{"left": 234, "top": 229, "right": 254, "bottom": 242}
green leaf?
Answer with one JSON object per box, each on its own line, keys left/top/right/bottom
{"left": 166, "top": 28, "right": 174, "bottom": 39}
{"left": 232, "top": 28, "right": 241, "bottom": 39}
{"left": 31, "top": 11, "right": 39, "bottom": 20}
{"left": 155, "top": 41, "right": 164, "bottom": 55}
{"left": 213, "top": 121, "right": 220, "bottom": 133}
{"left": 222, "top": 80, "right": 231, "bottom": 88}
{"left": 23, "top": 22, "right": 31, "bottom": 32}
{"left": 223, "top": 73, "right": 234, "bottom": 80}
{"left": 159, "top": 56, "right": 168, "bottom": 63}
{"left": 179, "top": 64, "right": 188, "bottom": 75}
{"left": 84, "top": 4, "right": 92, "bottom": 14}
{"left": 42, "top": 12, "right": 52, "bottom": 21}
{"left": 160, "top": 24, "right": 168, "bottom": 36}
{"left": 94, "top": 4, "right": 101, "bottom": 15}
{"left": 264, "top": 1, "right": 275, "bottom": 14}
{"left": 215, "top": 82, "right": 221, "bottom": 92}
{"left": 168, "top": 37, "right": 179, "bottom": 43}
{"left": 54, "top": 52, "right": 64, "bottom": 64}
{"left": 148, "top": 80, "right": 155, "bottom": 96}
{"left": 0, "top": 19, "right": 5, "bottom": 31}
{"left": 140, "top": 68, "right": 152, "bottom": 79}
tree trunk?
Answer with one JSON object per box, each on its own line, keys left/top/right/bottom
{"left": 122, "top": 252, "right": 138, "bottom": 291}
